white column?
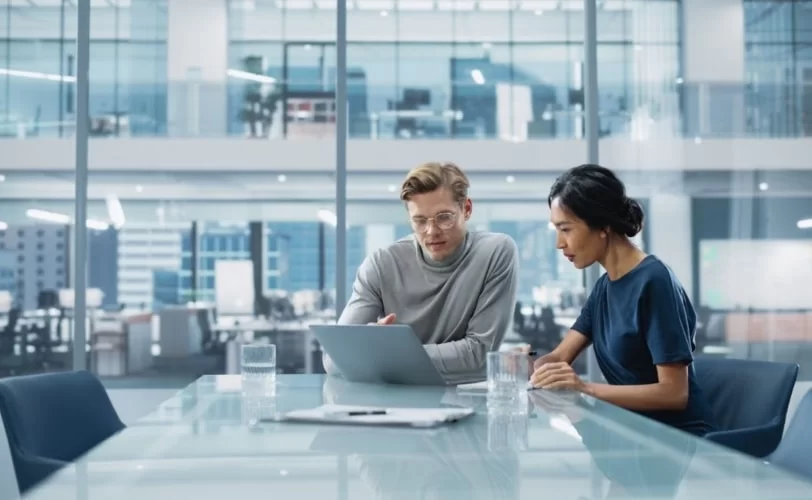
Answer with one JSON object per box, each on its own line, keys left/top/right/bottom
{"left": 167, "top": 0, "right": 228, "bottom": 137}
{"left": 648, "top": 194, "right": 693, "bottom": 299}
{"left": 365, "top": 224, "right": 395, "bottom": 257}
{"left": 682, "top": 0, "right": 745, "bottom": 136}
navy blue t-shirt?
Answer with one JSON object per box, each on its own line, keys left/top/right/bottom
{"left": 572, "top": 255, "right": 715, "bottom": 436}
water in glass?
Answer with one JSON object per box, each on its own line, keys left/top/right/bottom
{"left": 487, "top": 351, "right": 528, "bottom": 410}
{"left": 241, "top": 344, "right": 277, "bottom": 397}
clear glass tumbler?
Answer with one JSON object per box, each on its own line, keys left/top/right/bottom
{"left": 241, "top": 343, "right": 277, "bottom": 397}
{"left": 487, "top": 351, "right": 529, "bottom": 410}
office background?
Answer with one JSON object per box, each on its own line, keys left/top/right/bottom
{"left": 1, "top": 0, "right": 812, "bottom": 386}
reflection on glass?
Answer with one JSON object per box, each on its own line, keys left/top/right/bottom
{"left": 530, "top": 390, "right": 695, "bottom": 499}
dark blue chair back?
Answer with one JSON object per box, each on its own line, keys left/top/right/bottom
{"left": 769, "top": 390, "right": 812, "bottom": 480}
{"left": 0, "top": 370, "right": 125, "bottom": 493}
{"left": 695, "top": 357, "right": 798, "bottom": 457}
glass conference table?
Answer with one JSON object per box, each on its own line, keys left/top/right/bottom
{"left": 25, "top": 374, "right": 812, "bottom": 499}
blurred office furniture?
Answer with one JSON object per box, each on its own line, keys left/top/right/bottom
{"left": 238, "top": 56, "right": 281, "bottom": 139}
{"left": 214, "top": 260, "right": 255, "bottom": 318}
{"left": 0, "top": 292, "right": 12, "bottom": 315}
{"left": 0, "top": 409, "right": 19, "bottom": 500}
{"left": 158, "top": 307, "right": 203, "bottom": 358}
{"left": 0, "top": 371, "right": 125, "bottom": 494}
{"left": 768, "top": 390, "right": 812, "bottom": 480}
{"left": 696, "top": 357, "right": 798, "bottom": 457}
{"left": 0, "top": 308, "right": 22, "bottom": 376}
{"left": 90, "top": 312, "right": 153, "bottom": 377}
{"left": 197, "top": 308, "right": 220, "bottom": 354}
{"left": 449, "top": 57, "right": 558, "bottom": 138}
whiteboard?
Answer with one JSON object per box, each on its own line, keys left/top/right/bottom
{"left": 214, "top": 260, "right": 255, "bottom": 315}
{"left": 699, "top": 240, "right": 812, "bottom": 310}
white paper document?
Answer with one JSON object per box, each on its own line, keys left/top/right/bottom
{"left": 277, "top": 404, "right": 475, "bottom": 428}
{"left": 456, "top": 381, "right": 489, "bottom": 393}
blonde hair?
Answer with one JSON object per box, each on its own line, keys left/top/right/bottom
{"left": 400, "top": 162, "right": 470, "bottom": 205}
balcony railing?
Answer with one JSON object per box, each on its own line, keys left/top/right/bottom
{"left": 1, "top": 81, "right": 810, "bottom": 140}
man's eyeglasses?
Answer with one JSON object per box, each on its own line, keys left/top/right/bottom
{"left": 411, "top": 212, "right": 458, "bottom": 233}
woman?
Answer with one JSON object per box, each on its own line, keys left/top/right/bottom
{"left": 530, "top": 164, "right": 715, "bottom": 436}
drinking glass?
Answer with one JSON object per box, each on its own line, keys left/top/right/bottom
{"left": 241, "top": 343, "right": 277, "bottom": 397}
{"left": 487, "top": 351, "right": 529, "bottom": 410}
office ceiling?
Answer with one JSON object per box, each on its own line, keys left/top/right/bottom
{"left": 8, "top": 0, "right": 133, "bottom": 7}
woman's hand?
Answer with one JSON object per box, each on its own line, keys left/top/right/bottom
{"left": 528, "top": 389, "right": 586, "bottom": 423}
{"left": 530, "top": 361, "right": 587, "bottom": 392}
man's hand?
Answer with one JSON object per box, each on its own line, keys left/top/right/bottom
{"left": 530, "top": 361, "right": 586, "bottom": 392}
{"left": 368, "top": 313, "right": 396, "bottom": 325}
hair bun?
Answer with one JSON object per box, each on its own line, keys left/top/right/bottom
{"left": 623, "top": 198, "right": 644, "bottom": 237}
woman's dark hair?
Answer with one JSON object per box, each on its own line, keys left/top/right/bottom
{"left": 548, "top": 164, "right": 644, "bottom": 237}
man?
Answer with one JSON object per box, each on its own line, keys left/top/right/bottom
{"left": 325, "top": 161, "right": 519, "bottom": 384}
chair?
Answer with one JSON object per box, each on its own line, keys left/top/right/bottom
{"left": 695, "top": 357, "right": 798, "bottom": 458}
{"left": 0, "top": 371, "right": 125, "bottom": 493}
{"left": 768, "top": 390, "right": 812, "bottom": 480}
{"left": 0, "top": 410, "right": 20, "bottom": 499}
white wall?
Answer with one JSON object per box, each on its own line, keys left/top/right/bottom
{"left": 167, "top": 0, "right": 228, "bottom": 136}
{"left": 648, "top": 193, "right": 693, "bottom": 297}
{"left": 681, "top": 0, "right": 746, "bottom": 136}
{"left": 682, "top": 0, "right": 745, "bottom": 84}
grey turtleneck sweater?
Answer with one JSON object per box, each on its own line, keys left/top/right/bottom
{"left": 327, "top": 231, "right": 519, "bottom": 384}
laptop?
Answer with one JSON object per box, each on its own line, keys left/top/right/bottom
{"left": 310, "top": 324, "right": 447, "bottom": 386}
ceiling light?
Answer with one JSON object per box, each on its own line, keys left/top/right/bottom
{"left": 387, "top": 184, "right": 397, "bottom": 193}
{"left": 797, "top": 218, "right": 812, "bottom": 230}
{"left": 0, "top": 222, "right": 7, "bottom": 231}
{"left": 317, "top": 209, "right": 337, "bottom": 228}
{"left": 226, "top": 69, "right": 276, "bottom": 85}
{"left": 27, "top": 209, "right": 71, "bottom": 224}
{"left": 0, "top": 174, "right": 5, "bottom": 182}
{"left": 470, "top": 69, "right": 485, "bottom": 85}
{"left": 86, "top": 219, "right": 110, "bottom": 231}
{"left": 277, "top": 174, "right": 287, "bottom": 183}
{"left": 380, "top": 10, "right": 389, "bottom": 16}
{"left": 675, "top": 77, "right": 684, "bottom": 85}
{"left": 0, "top": 68, "right": 75, "bottom": 83}
{"left": 105, "top": 194, "right": 126, "bottom": 229}
{"left": 693, "top": 136, "right": 702, "bottom": 145}
{"left": 506, "top": 175, "right": 515, "bottom": 183}
{"left": 135, "top": 184, "right": 143, "bottom": 193}
{"left": 758, "top": 182, "right": 769, "bottom": 192}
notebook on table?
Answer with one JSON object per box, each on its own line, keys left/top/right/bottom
{"left": 273, "top": 404, "right": 475, "bottom": 428}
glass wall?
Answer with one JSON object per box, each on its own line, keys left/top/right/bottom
{"left": 744, "top": 0, "right": 812, "bottom": 137}
{"left": 0, "top": 0, "right": 167, "bottom": 138}
{"left": 228, "top": 0, "right": 681, "bottom": 140}
{"left": 2, "top": 0, "right": 812, "bottom": 390}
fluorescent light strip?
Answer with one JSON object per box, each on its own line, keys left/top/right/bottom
{"left": 797, "top": 218, "right": 812, "bottom": 230}
{"left": 27, "top": 209, "right": 71, "bottom": 224}
{"left": 86, "top": 219, "right": 110, "bottom": 231}
{"left": 317, "top": 209, "right": 337, "bottom": 228}
{"left": 0, "top": 221, "right": 7, "bottom": 231}
{"left": 226, "top": 69, "right": 276, "bottom": 85}
{"left": 0, "top": 68, "right": 76, "bottom": 83}
{"left": 26, "top": 208, "right": 109, "bottom": 230}
{"left": 105, "top": 194, "right": 126, "bottom": 229}
{"left": 470, "top": 69, "right": 485, "bottom": 85}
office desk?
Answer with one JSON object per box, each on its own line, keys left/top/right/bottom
{"left": 25, "top": 375, "right": 812, "bottom": 499}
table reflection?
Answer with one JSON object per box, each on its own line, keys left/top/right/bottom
{"left": 529, "top": 389, "right": 696, "bottom": 499}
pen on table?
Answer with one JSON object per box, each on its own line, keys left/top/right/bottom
{"left": 331, "top": 410, "right": 388, "bottom": 417}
